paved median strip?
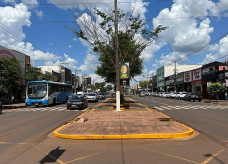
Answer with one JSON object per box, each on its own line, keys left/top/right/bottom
{"left": 53, "top": 98, "right": 195, "bottom": 140}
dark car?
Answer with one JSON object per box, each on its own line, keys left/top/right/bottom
{"left": 98, "top": 92, "right": 105, "bottom": 100}
{"left": 0, "top": 100, "right": 2, "bottom": 114}
{"left": 67, "top": 94, "right": 88, "bottom": 109}
{"left": 183, "top": 92, "right": 202, "bottom": 102}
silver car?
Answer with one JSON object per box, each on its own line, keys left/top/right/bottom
{"left": 86, "top": 93, "right": 98, "bottom": 102}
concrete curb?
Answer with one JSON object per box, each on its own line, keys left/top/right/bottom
{"left": 53, "top": 123, "right": 194, "bottom": 140}
{"left": 53, "top": 100, "right": 195, "bottom": 140}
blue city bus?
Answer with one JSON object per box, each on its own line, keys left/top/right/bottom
{"left": 25, "top": 81, "right": 72, "bottom": 107}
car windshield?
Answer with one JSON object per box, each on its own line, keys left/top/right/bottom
{"left": 27, "top": 82, "right": 47, "bottom": 99}
{"left": 87, "top": 93, "right": 96, "bottom": 96}
{"left": 98, "top": 93, "right": 104, "bottom": 95}
{"left": 69, "top": 95, "right": 83, "bottom": 100}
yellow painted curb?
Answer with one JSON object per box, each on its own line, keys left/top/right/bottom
{"left": 53, "top": 126, "right": 194, "bottom": 140}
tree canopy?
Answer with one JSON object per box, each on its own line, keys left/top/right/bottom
{"left": 75, "top": 8, "right": 166, "bottom": 84}
{"left": 207, "top": 82, "right": 227, "bottom": 101}
{"left": 0, "top": 58, "right": 22, "bottom": 97}
{"left": 23, "top": 67, "right": 54, "bottom": 83}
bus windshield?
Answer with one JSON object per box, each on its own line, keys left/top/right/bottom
{"left": 28, "top": 82, "right": 47, "bottom": 99}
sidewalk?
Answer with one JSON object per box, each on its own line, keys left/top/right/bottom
{"left": 2, "top": 103, "right": 26, "bottom": 109}
{"left": 54, "top": 98, "right": 195, "bottom": 140}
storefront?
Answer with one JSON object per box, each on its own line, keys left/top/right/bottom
{"left": 184, "top": 71, "right": 192, "bottom": 92}
{"left": 202, "top": 61, "right": 228, "bottom": 98}
{"left": 165, "top": 75, "right": 174, "bottom": 92}
{"left": 176, "top": 72, "right": 184, "bottom": 92}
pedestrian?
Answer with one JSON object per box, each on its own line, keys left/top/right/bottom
{"left": 225, "top": 92, "right": 228, "bottom": 101}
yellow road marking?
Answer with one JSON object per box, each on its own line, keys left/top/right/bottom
{"left": 0, "top": 142, "right": 10, "bottom": 144}
{"left": 65, "top": 151, "right": 103, "bottom": 164}
{"left": 201, "top": 147, "right": 226, "bottom": 164}
{"left": 143, "top": 147, "right": 199, "bottom": 164}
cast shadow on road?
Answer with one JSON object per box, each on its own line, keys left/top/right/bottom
{"left": 39, "top": 147, "right": 65, "bottom": 164}
{"left": 204, "top": 153, "right": 226, "bottom": 164}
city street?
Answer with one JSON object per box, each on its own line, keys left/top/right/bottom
{"left": 0, "top": 97, "right": 227, "bottom": 164}
{"left": 132, "top": 95, "right": 228, "bottom": 145}
{"left": 0, "top": 102, "right": 97, "bottom": 163}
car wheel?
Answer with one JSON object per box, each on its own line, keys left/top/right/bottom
{"left": 67, "top": 106, "right": 70, "bottom": 109}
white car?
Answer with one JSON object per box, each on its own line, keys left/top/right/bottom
{"left": 170, "top": 92, "right": 177, "bottom": 99}
{"left": 85, "top": 93, "right": 98, "bottom": 102}
{"left": 180, "top": 92, "right": 188, "bottom": 99}
{"left": 174, "top": 92, "right": 181, "bottom": 99}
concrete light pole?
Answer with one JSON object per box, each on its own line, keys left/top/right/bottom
{"left": 115, "top": 0, "right": 121, "bottom": 111}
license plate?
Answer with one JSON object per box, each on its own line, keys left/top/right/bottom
{"left": 35, "top": 103, "right": 39, "bottom": 106}
{"left": 72, "top": 105, "right": 77, "bottom": 107}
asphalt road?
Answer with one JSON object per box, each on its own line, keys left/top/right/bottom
{"left": 132, "top": 95, "right": 228, "bottom": 145}
{"left": 0, "top": 102, "right": 97, "bottom": 164}
{"left": 1, "top": 97, "right": 228, "bottom": 164}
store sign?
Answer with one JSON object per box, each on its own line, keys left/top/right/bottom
{"left": 184, "top": 71, "right": 192, "bottom": 82}
{"left": 193, "top": 69, "right": 202, "bottom": 81}
{"left": 202, "top": 66, "right": 216, "bottom": 75}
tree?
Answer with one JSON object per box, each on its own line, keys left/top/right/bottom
{"left": 106, "top": 84, "right": 113, "bottom": 91}
{"left": 75, "top": 8, "right": 166, "bottom": 83}
{"left": 42, "top": 72, "right": 54, "bottom": 81}
{"left": 0, "top": 58, "right": 22, "bottom": 98}
{"left": 139, "top": 80, "right": 149, "bottom": 89}
{"left": 23, "top": 67, "right": 43, "bottom": 83}
{"left": 207, "top": 82, "right": 227, "bottom": 101}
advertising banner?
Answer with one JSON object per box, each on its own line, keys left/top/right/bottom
{"left": 120, "top": 62, "right": 129, "bottom": 79}
{"left": 192, "top": 68, "right": 202, "bottom": 81}
{"left": 184, "top": 71, "right": 192, "bottom": 82}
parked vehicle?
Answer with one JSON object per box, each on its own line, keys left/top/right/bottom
{"left": 183, "top": 92, "right": 202, "bottom": 102}
{"left": 170, "top": 92, "right": 177, "bottom": 99}
{"left": 86, "top": 93, "right": 98, "bottom": 102}
{"left": 180, "top": 92, "right": 188, "bottom": 99}
{"left": 139, "top": 92, "right": 146, "bottom": 97}
{"left": 174, "top": 92, "right": 181, "bottom": 99}
{"left": 67, "top": 94, "right": 88, "bottom": 109}
{"left": 166, "top": 92, "right": 172, "bottom": 98}
{"left": 0, "top": 100, "right": 2, "bottom": 114}
{"left": 145, "top": 91, "right": 151, "bottom": 96}
{"left": 98, "top": 92, "right": 105, "bottom": 100}
{"left": 161, "top": 92, "right": 168, "bottom": 98}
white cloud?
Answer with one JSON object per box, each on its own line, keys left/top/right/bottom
{"left": 79, "top": 54, "right": 99, "bottom": 72}
{"left": 130, "top": 0, "right": 148, "bottom": 20}
{"left": 0, "top": 4, "right": 62, "bottom": 63}
{"left": 89, "top": 74, "right": 104, "bottom": 83}
{"left": 155, "top": 52, "right": 187, "bottom": 66}
{"left": 202, "top": 34, "right": 228, "bottom": 64}
{"left": 153, "top": 0, "right": 216, "bottom": 66}
{"left": 44, "top": 54, "right": 78, "bottom": 69}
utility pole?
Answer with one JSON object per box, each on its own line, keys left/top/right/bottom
{"left": 174, "top": 61, "right": 177, "bottom": 92}
{"left": 115, "top": 0, "right": 121, "bottom": 111}
{"left": 74, "top": 69, "right": 80, "bottom": 93}
{"left": 151, "top": 73, "right": 154, "bottom": 93}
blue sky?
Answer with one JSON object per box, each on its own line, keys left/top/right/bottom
{"left": 0, "top": 0, "right": 228, "bottom": 83}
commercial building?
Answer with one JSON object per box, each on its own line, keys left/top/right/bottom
{"left": 157, "top": 65, "right": 201, "bottom": 91}
{"left": 38, "top": 65, "right": 72, "bottom": 84}
{"left": 0, "top": 45, "right": 31, "bottom": 102}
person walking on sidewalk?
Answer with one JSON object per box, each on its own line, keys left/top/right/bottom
{"left": 225, "top": 92, "right": 228, "bottom": 101}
